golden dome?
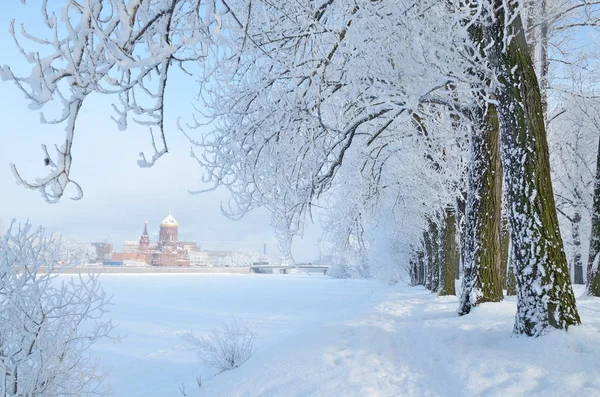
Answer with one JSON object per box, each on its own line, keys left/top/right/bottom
{"left": 160, "top": 212, "right": 179, "bottom": 228}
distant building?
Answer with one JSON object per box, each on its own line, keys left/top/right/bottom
{"left": 123, "top": 240, "right": 139, "bottom": 253}
{"left": 180, "top": 241, "right": 199, "bottom": 253}
{"left": 91, "top": 242, "right": 112, "bottom": 263}
{"left": 103, "top": 211, "right": 269, "bottom": 268}
{"left": 189, "top": 251, "right": 209, "bottom": 267}
{"left": 111, "top": 211, "right": 191, "bottom": 267}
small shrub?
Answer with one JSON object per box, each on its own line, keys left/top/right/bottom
{"left": 181, "top": 317, "right": 255, "bottom": 373}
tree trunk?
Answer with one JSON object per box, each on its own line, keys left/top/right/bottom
{"left": 587, "top": 136, "right": 600, "bottom": 296}
{"left": 458, "top": 104, "right": 504, "bottom": 315}
{"left": 506, "top": 239, "right": 517, "bottom": 296}
{"left": 417, "top": 250, "right": 425, "bottom": 286}
{"left": 456, "top": 192, "right": 467, "bottom": 280}
{"left": 439, "top": 206, "right": 457, "bottom": 296}
{"left": 500, "top": 215, "right": 510, "bottom": 290}
{"left": 409, "top": 254, "right": 418, "bottom": 286}
{"left": 429, "top": 218, "right": 440, "bottom": 293}
{"left": 488, "top": 3, "right": 580, "bottom": 335}
{"left": 424, "top": 230, "right": 432, "bottom": 291}
{"left": 572, "top": 211, "right": 584, "bottom": 284}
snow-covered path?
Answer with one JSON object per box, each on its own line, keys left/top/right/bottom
{"left": 196, "top": 285, "right": 600, "bottom": 397}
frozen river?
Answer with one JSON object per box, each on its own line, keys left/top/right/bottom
{"left": 76, "top": 274, "right": 378, "bottom": 396}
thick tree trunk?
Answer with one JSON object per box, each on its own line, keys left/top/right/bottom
{"left": 439, "top": 206, "right": 457, "bottom": 296}
{"left": 572, "top": 212, "right": 584, "bottom": 284}
{"left": 488, "top": 3, "right": 580, "bottom": 335}
{"left": 459, "top": 104, "right": 504, "bottom": 315}
{"left": 587, "top": 137, "right": 600, "bottom": 296}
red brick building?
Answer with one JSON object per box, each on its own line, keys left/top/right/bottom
{"left": 112, "top": 211, "right": 190, "bottom": 267}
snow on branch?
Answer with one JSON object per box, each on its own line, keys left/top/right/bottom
{"left": 186, "top": 0, "right": 480, "bottom": 251}
{"left": 0, "top": 220, "right": 113, "bottom": 395}
{"left": 3, "top": 0, "right": 218, "bottom": 202}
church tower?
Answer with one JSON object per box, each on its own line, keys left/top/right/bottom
{"left": 139, "top": 221, "right": 150, "bottom": 252}
{"left": 159, "top": 210, "right": 178, "bottom": 249}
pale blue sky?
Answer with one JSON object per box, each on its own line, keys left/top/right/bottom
{"left": 0, "top": 2, "right": 322, "bottom": 261}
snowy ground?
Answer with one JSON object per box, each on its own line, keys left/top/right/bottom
{"left": 82, "top": 274, "right": 378, "bottom": 396}
{"left": 75, "top": 274, "right": 600, "bottom": 397}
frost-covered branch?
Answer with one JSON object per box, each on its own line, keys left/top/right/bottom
{"left": 2, "top": 0, "right": 217, "bottom": 202}
{"left": 0, "top": 220, "right": 113, "bottom": 396}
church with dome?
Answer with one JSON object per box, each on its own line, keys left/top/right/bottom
{"left": 112, "top": 211, "right": 191, "bottom": 266}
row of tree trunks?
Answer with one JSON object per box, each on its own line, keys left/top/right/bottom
{"left": 412, "top": 210, "right": 456, "bottom": 295}
{"left": 411, "top": 1, "right": 581, "bottom": 336}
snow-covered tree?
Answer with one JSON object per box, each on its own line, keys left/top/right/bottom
{"left": 210, "top": 251, "right": 260, "bottom": 268}
{"left": 480, "top": 0, "right": 580, "bottom": 335}
{"left": 0, "top": 221, "right": 113, "bottom": 396}
{"left": 59, "top": 236, "right": 97, "bottom": 266}
{"left": 3, "top": 0, "right": 587, "bottom": 335}
{"left": 522, "top": 0, "right": 600, "bottom": 293}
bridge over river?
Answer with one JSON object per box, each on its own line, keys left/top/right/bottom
{"left": 249, "top": 264, "right": 329, "bottom": 274}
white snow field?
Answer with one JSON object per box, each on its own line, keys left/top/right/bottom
{"left": 78, "top": 274, "right": 600, "bottom": 397}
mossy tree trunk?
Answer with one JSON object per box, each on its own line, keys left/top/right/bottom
{"left": 439, "top": 206, "right": 457, "bottom": 296}
{"left": 487, "top": 1, "right": 580, "bottom": 335}
{"left": 587, "top": 136, "right": 600, "bottom": 296}
{"left": 458, "top": 104, "right": 504, "bottom": 315}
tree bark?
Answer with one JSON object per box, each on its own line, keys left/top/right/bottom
{"left": 506, "top": 239, "right": 517, "bottom": 296}
{"left": 439, "top": 206, "right": 457, "bottom": 296}
{"left": 424, "top": 230, "right": 432, "bottom": 291}
{"left": 500, "top": 214, "right": 510, "bottom": 290}
{"left": 488, "top": 2, "right": 580, "bottom": 335}
{"left": 572, "top": 211, "right": 584, "bottom": 284}
{"left": 456, "top": 192, "right": 467, "bottom": 280}
{"left": 587, "top": 136, "right": 600, "bottom": 296}
{"left": 459, "top": 104, "right": 504, "bottom": 315}
{"left": 417, "top": 250, "right": 425, "bottom": 286}
{"left": 429, "top": 218, "right": 440, "bottom": 293}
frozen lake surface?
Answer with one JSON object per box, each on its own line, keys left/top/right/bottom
{"left": 79, "top": 274, "right": 379, "bottom": 396}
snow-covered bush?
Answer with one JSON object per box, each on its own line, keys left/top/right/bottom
{"left": 181, "top": 318, "right": 255, "bottom": 373}
{"left": 0, "top": 220, "right": 112, "bottom": 396}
